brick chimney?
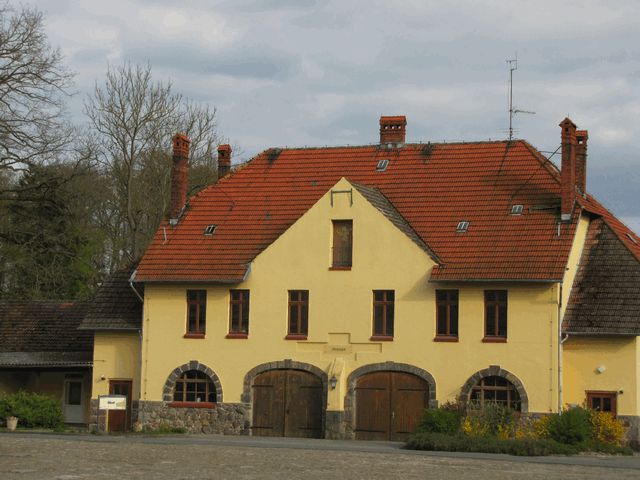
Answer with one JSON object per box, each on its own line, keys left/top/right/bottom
{"left": 559, "top": 118, "right": 577, "bottom": 222}
{"left": 575, "top": 130, "right": 588, "bottom": 197}
{"left": 380, "top": 116, "right": 407, "bottom": 145}
{"left": 169, "top": 133, "right": 190, "bottom": 224}
{"left": 218, "top": 144, "right": 231, "bottom": 179}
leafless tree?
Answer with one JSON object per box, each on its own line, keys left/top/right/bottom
{"left": 0, "top": 3, "right": 73, "bottom": 186}
{"left": 85, "top": 62, "right": 220, "bottom": 268}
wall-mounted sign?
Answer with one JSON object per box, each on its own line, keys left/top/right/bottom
{"left": 98, "top": 395, "right": 127, "bottom": 410}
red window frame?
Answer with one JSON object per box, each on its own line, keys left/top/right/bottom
{"left": 228, "top": 289, "right": 250, "bottom": 338}
{"left": 287, "top": 290, "right": 309, "bottom": 339}
{"left": 484, "top": 290, "right": 507, "bottom": 341}
{"left": 185, "top": 290, "right": 206, "bottom": 338}
{"left": 331, "top": 220, "right": 353, "bottom": 268}
{"left": 372, "top": 290, "right": 394, "bottom": 340}
{"left": 586, "top": 391, "right": 617, "bottom": 416}
{"left": 435, "top": 289, "right": 459, "bottom": 341}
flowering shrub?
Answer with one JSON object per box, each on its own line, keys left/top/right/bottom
{"left": 590, "top": 411, "right": 626, "bottom": 446}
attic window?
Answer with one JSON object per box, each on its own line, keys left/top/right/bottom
{"left": 376, "top": 159, "right": 389, "bottom": 171}
{"left": 511, "top": 204, "right": 524, "bottom": 215}
{"left": 456, "top": 221, "right": 470, "bottom": 233}
{"left": 204, "top": 225, "right": 216, "bottom": 236}
{"left": 627, "top": 233, "right": 639, "bottom": 245}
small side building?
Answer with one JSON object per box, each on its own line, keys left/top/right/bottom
{"left": 0, "top": 301, "right": 93, "bottom": 424}
{"left": 78, "top": 268, "right": 143, "bottom": 432}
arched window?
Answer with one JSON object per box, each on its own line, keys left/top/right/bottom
{"left": 470, "top": 375, "right": 521, "bottom": 411}
{"left": 173, "top": 370, "right": 216, "bottom": 403}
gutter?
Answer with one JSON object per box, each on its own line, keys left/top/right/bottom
{"left": 129, "top": 269, "right": 144, "bottom": 302}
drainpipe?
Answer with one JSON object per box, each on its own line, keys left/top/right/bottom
{"left": 129, "top": 270, "right": 145, "bottom": 420}
{"left": 558, "top": 283, "right": 567, "bottom": 414}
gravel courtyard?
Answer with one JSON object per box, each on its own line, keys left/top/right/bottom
{"left": 1, "top": 433, "right": 640, "bottom": 480}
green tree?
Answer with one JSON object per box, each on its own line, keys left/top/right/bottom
{"left": 0, "top": 162, "right": 103, "bottom": 299}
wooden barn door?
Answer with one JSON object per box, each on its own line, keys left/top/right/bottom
{"left": 252, "top": 370, "right": 323, "bottom": 438}
{"left": 355, "top": 371, "right": 428, "bottom": 441}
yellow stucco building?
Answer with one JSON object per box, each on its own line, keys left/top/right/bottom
{"left": 84, "top": 116, "right": 640, "bottom": 443}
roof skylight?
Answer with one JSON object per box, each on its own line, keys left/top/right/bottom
{"left": 204, "top": 225, "right": 216, "bottom": 235}
{"left": 376, "top": 159, "right": 389, "bottom": 171}
{"left": 627, "top": 233, "right": 638, "bottom": 245}
{"left": 511, "top": 204, "right": 524, "bottom": 215}
{"left": 456, "top": 221, "right": 470, "bottom": 233}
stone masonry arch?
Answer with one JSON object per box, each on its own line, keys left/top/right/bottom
{"left": 162, "top": 360, "right": 223, "bottom": 403}
{"left": 459, "top": 365, "right": 529, "bottom": 413}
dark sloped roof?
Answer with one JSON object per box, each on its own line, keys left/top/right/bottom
{"left": 0, "top": 301, "right": 93, "bottom": 367}
{"left": 79, "top": 268, "right": 143, "bottom": 331}
{"left": 564, "top": 218, "right": 640, "bottom": 335}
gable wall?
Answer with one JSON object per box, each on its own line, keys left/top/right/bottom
{"left": 141, "top": 179, "right": 561, "bottom": 413}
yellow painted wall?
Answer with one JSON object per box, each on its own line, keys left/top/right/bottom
{"left": 92, "top": 332, "right": 141, "bottom": 400}
{"left": 141, "top": 178, "right": 562, "bottom": 413}
{"left": 563, "top": 337, "right": 638, "bottom": 415}
{"left": 561, "top": 214, "right": 590, "bottom": 318}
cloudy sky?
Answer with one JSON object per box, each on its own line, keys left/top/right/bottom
{"left": 38, "top": 0, "right": 639, "bottom": 232}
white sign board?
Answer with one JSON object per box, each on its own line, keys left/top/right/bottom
{"left": 98, "top": 395, "right": 127, "bottom": 410}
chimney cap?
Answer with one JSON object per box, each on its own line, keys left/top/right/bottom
{"left": 380, "top": 115, "right": 407, "bottom": 126}
{"left": 172, "top": 133, "right": 190, "bottom": 158}
{"left": 559, "top": 117, "right": 577, "bottom": 129}
{"left": 218, "top": 144, "right": 232, "bottom": 153}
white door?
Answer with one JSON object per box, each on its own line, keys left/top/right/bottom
{"left": 63, "top": 379, "right": 84, "bottom": 423}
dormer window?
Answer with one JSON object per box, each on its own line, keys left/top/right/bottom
{"left": 204, "top": 225, "right": 216, "bottom": 235}
{"left": 456, "top": 221, "right": 470, "bottom": 233}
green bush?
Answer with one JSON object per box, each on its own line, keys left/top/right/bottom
{"left": 547, "top": 406, "right": 592, "bottom": 445}
{"left": 467, "top": 403, "right": 516, "bottom": 438}
{"left": 406, "top": 432, "right": 583, "bottom": 456}
{"left": 0, "top": 391, "right": 64, "bottom": 429}
{"left": 418, "top": 408, "right": 462, "bottom": 435}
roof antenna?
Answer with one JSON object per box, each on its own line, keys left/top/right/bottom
{"left": 507, "top": 53, "right": 535, "bottom": 141}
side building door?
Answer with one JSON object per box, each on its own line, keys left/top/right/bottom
{"left": 252, "top": 369, "right": 323, "bottom": 438}
{"left": 108, "top": 380, "right": 132, "bottom": 432}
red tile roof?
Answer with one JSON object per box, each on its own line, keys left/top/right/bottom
{"left": 135, "top": 140, "right": 636, "bottom": 283}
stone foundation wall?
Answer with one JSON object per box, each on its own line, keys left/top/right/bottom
{"left": 619, "top": 415, "right": 640, "bottom": 450}
{"left": 325, "top": 411, "right": 348, "bottom": 439}
{"left": 137, "top": 401, "right": 251, "bottom": 435}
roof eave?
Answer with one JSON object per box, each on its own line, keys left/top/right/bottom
{"left": 429, "top": 277, "right": 561, "bottom": 283}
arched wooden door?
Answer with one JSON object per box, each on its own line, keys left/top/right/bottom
{"left": 252, "top": 369, "right": 323, "bottom": 438}
{"left": 355, "top": 371, "right": 428, "bottom": 441}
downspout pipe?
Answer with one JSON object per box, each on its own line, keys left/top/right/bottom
{"left": 129, "top": 269, "right": 144, "bottom": 420}
{"left": 558, "top": 282, "right": 568, "bottom": 414}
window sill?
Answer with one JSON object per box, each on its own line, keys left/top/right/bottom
{"left": 329, "top": 266, "right": 351, "bottom": 271}
{"left": 183, "top": 333, "right": 205, "bottom": 339}
{"left": 482, "top": 337, "right": 507, "bottom": 343}
{"left": 434, "top": 336, "right": 459, "bottom": 342}
{"left": 285, "top": 334, "right": 308, "bottom": 340}
{"left": 226, "top": 332, "right": 248, "bottom": 339}
{"left": 370, "top": 335, "right": 393, "bottom": 342}
{"left": 168, "top": 402, "right": 215, "bottom": 409}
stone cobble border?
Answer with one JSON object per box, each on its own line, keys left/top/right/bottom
{"left": 343, "top": 362, "right": 438, "bottom": 438}
{"left": 459, "top": 365, "right": 529, "bottom": 412}
{"left": 162, "top": 360, "right": 223, "bottom": 403}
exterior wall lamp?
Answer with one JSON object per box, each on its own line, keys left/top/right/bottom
{"left": 329, "top": 375, "right": 338, "bottom": 390}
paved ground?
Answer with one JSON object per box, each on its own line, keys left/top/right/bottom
{"left": 1, "top": 433, "right": 640, "bottom": 479}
